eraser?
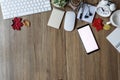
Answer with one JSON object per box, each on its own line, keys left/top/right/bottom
{"left": 47, "top": 8, "right": 65, "bottom": 29}
{"left": 77, "top": 24, "right": 99, "bottom": 54}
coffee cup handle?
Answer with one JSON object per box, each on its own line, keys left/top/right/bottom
{"left": 106, "top": 21, "right": 118, "bottom": 27}
{"left": 106, "top": 21, "right": 111, "bottom": 25}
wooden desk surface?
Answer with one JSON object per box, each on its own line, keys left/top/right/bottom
{"left": 0, "top": 0, "right": 120, "bottom": 80}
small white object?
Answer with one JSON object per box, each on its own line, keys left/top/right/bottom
{"left": 99, "top": 0, "right": 108, "bottom": 5}
{"left": 96, "top": 6, "right": 111, "bottom": 17}
{"left": 109, "top": 3, "right": 116, "bottom": 11}
{"left": 0, "top": 0, "right": 51, "bottom": 19}
{"left": 48, "top": 8, "right": 65, "bottom": 29}
{"left": 107, "top": 28, "right": 120, "bottom": 53}
{"left": 77, "top": 25, "right": 99, "bottom": 53}
{"left": 64, "top": 11, "right": 76, "bottom": 31}
{"left": 96, "top": 0, "right": 116, "bottom": 17}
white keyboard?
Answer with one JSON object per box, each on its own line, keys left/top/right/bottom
{"left": 0, "top": 0, "right": 51, "bottom": 19}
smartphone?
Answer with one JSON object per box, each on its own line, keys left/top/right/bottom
{"left": 77, "top": 24, "right": 99, "bottom": 54}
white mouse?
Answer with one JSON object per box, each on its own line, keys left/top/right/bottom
{"left": 64, "top": 11, "right": 76, "bottom": 31}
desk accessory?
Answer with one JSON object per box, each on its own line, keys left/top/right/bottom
{"left": 11, "top": 17, "right": 23, "bottom": 30}
{"left": 84, "top": 4, "right": 93, "bottom": 18}
{"left": 77, "top": 3, "right": 96, "bottom": 23}
{"left": 96, "top": 0, "right": 116, "bottom": 17}
{"left": 107, "top": 28, "right": 120, "bottom": 53}
{"left": 52, "top": 0, "right": 68, "bottom": 8}
{"left": 64, "top": 11, "right": 76, "bottom": 31}
{"left": 92, "top": 18, "right": 103, "bottom": 31}
{"left": 103, "top": 23, "right": 111, "bottom": 30}
{"left": 47, "top": 8, "right": 65, "bottom": 29}
{"left": 11, "top": 17, "right": 31, "bottom": 30}
{"left": 68, "top": 0, "right": 82, "bottom": 10}
{"left": 23, "top": 20, "right": 31, "bottom": 27}
{"left": 0, "top": 0, "right": 51, "bottom": 19}
{"left": 77, "top": 24, "right": 99, "bottom": 54}
{"left": 106, "top": 10, "right": 120, "bottom": 27}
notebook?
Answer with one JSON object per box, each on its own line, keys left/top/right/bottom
{"left": 107, "top": 28, "right": 120, "bottom": 53}
{"left": 48, "top": 8, "right": 65, "bottom": 29}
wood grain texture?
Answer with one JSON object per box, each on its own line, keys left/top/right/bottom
{"left": 0, "top": 0, "right": 120, "bottom": 80}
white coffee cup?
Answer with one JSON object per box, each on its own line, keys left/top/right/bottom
{"left": 108, "top": 10, "right": 120, "bottom": 27}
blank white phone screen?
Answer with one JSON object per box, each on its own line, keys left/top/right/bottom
{"left": 78, "top": 25, "right": 99, "bottom": 53}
